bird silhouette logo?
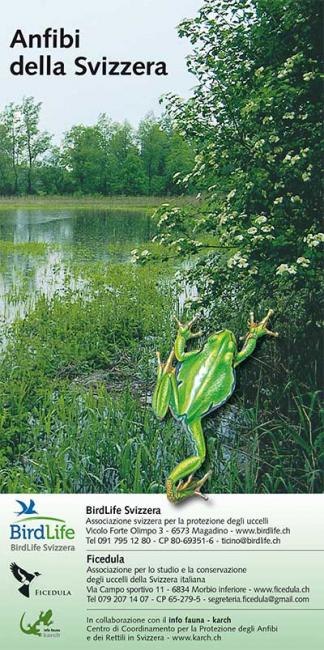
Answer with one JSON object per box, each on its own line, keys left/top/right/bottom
{"left": 10, "top": 563, "right": 41, "bottom": 598}
{"left": 15, "top": 499, "right": 38, "bottom": 516}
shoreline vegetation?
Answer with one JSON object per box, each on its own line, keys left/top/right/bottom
{"left": 0, "top": 195, "right": 197, "bottom": 211}
{"left": 0, "top": 201, "right": 322, "bottom": 495}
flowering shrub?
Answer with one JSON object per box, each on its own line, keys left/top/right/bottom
{"left": 151, "top": 0, "right": 323, "bottom": 375}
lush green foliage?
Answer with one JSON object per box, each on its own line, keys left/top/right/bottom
{"left": 0, "top": 101, "right": 195, "bottom": 196}
{"left": 0, "top": 97, "right": 51, "bottom": 195}
{"left": 136, "top": 0, "right": 324, "bottom": 489}
{"left": 151, "top": 0, "right": 323, "bottom": 377}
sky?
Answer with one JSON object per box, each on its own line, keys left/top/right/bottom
{"left": 0, "top": 0, "right": 202, "bottom": 140}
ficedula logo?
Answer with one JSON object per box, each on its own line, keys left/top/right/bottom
{"left": 10, "top": 562, "right": 41, "bottom": 597}
{"left": 10, "top": 499, "right": 75, "bottom": 541}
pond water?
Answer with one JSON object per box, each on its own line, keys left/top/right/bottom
{"left": 0, "top": 207, "right": 152, "bottom": 343}
{"left": 0, "top": 207, "right": 152, "bottom": 252}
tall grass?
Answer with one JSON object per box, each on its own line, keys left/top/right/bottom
{"left": 0, "top": 256, "right": 322, "bottom": 494}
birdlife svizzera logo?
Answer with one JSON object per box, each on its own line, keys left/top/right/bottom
{"left": 15, "top": 498, "right": 38, "bottom": 516}
{"left": 10, "top": 498, "right": 75, "bottom": 542}
{"left": 10, "top": 562, "right": 41, "bottom": 598}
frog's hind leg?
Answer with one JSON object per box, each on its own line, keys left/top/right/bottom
{"left": 166, "top": 420, "right": 211, "bottom": 504}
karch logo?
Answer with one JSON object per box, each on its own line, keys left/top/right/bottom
{"left": 20, "top": 610, "right": 54, "bottom": 636}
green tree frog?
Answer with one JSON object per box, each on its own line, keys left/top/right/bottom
{"left": 152, "top": 310, "right": 278, "bottom": 503}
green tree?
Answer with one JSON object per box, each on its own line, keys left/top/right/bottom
{"left": 109, "top": 122, "right": 146, "bottom": 195}
{"left": 96, "top": 114, "right": 117, "bottom": 194}
{"left": 37, "top": 147, "right": 66, "bottom": 195}
{"left": 0, "top": 103, "right": 24, "bottom": 194}
{"left": 138, "top": 114, "right": 169, "bottom": 194}
{"left": 61, "top": 124, "right": 106, "bottom": 194}
{"left": 164, "top": 130, "right": 195, "bottom": 195}
{"left": 138, "top": 113, "right": 195, "bottom": 195}
{"left": 0, "top": 124, "right": 14, "bottom": 194}
{"left": 20, "top": 97, "right": 52, "bottom": 194}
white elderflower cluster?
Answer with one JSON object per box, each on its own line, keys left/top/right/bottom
{"left": 303, "top": 71, "right": 316, "bottom": 81}
{"left": 255, "top": 215, "right": 267, "bottom": 224}
{"left": 219, "top": 213, "right": 228, "bottom": 225}
{"left": 262, "top": 116, "right": 273, "bottom": 124}
{"left": 170, "top": 237, "right": 186, "bottom": 246}
{"left": 304, "top": 232, "right": 324, "bottom": 247}
{"left": 276, "top": 257, "right": 312, "bottom": 275}
{"left": 296, "top": 257, "right": 310, "bottom": 268}
{"left": 277, "top": 53, "right": 303, "bottom": 79}
{"left": 157, "top": 214, "right": 169, "bottom": 226}
{"left": 226, "top": 189, "right": 237, "bottom": 201}
{"left": 254, "top": 138, "right": 265, "bottom": 150}
{"left": 227, "top": 252, "right": 249, "bottom": 269}
{"left": 130, "top": 248, "right": 151, "bottom": 263}
{"left": 261, "top": 225, "right": 273, "bottom": 233}
{"left": 283, "top": 153, "right": 301, "bottom": 165}
{"left": 276, "top": 264, "right": 297, "bottom": 276}
{"left": 234, "top": 218, "right": 275, "bottom": 247}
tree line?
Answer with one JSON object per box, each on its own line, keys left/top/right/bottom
{"left": 0, "top": 98, "right": 195, "bottom": 196}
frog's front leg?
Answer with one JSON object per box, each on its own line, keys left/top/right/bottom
{"left": 234, "top": 309, "right": 278, "bottom": 367}
{"left": 152, "top": 349, "right": 176, "bottom": 419}
{"left": 166, "top": 419, "right": 211, "bottom": 504}
{"left": 174, "top": 316, "right": 202, "bottom": 362}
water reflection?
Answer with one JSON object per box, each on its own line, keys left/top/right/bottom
{"left": 0, "top": 208, "right": 152, "bottom": 248}
{"left": 0, "top": 208, "right": 152, "bottom": 343}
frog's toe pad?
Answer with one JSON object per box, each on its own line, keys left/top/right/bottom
{"left": 166, "top": 470, "right": 212, "bottom": 503}
{"left": 177, "top": 470, "right": 211, "bottom": 494}
{"left": 195, "top": 489, "right": 209, "bottom": 501}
